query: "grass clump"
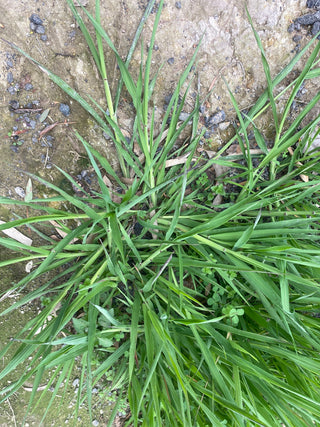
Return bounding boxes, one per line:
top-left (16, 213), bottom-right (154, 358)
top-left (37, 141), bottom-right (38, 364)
top-left (1, 1), bottom-right (320, 425)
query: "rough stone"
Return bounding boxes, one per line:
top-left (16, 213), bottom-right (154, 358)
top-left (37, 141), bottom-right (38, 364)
top-left (311, 20), bottom-right (320, 36)
top-left (35, 25), bottom-right (46, 34)
top-left (295, 11), bottom-right (320, 25)
top-left (206, 110), bottom-right (226, 127)
top-left (307, 0), bottom-right (320, 10)
top-left (59, 103), bottom-right (71, 116)
top-left (29, 13), bottom-right (43, 25)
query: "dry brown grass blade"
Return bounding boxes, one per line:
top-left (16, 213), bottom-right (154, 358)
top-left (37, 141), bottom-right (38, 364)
top-left (0, 220), bottom-right (32, 246)
top-left (287, 146), bottom-right (309, 182)
top-left (49, 220), bottom-right (79, 243)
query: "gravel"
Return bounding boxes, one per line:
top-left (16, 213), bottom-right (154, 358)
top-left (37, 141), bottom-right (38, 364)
top-left (311, 20), bottom-right (320, 36)
top-left (15, 186), bottom-right (25, 198)
top-left (59, 103), bottom-right (71, 117)
top-left (206, 110), bottom-right (226, 127)
top-left (29, 13), bottom-right (43, 25)
top-left (295, 11), bottom-right (320, 25)
top-left (35, 25), bottom-right (46, 34)
top-left (307, 0), bottom-right (320, 9)
top-left (24, 83), bottom-right (33, 91)
top-left (7, 72), bottom-right (13, 83)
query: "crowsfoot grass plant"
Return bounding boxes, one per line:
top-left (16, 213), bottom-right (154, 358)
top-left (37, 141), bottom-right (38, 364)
top-left (1, 1), bottom-right (320, 425)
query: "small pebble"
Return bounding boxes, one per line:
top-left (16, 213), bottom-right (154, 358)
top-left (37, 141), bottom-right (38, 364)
top-left (92, 420), bottom-right (99, 426)
top-left (59, 103), bottom-right (70, 117)
top-left (167, 57), bottom-right (175, 65)
top-left (29, 13), bottom-right (43, 25)
top-left (292, 34), bottom-right (302, 43)
top-left (6, 59), bottom-right (13, 68)
top-left (287, 23), bottom-right (295, 33)
top-left (72, 378), bottom-right (79, 387)
top-left (7, 72), bottom-right (13, 83)
top-left (206, 110), bottom-right (226, 126)
top-left (41, 139), bottom-right (52, 147)
top-left (24, 83), bottom-right (33, 91)
top-left (15, 187), bottom-right (26, 198)
top-left (35, 25), bottom-right (46, 35)
top-left (179, 112), bottom-right (190, 121)
top-left (40, 34), bottom-right (48, 42)
top-left (30, 22), bottom-right (37, 31)
top-left (293, 22), bottom-right (301, 31)
top-left (175, 1), bottom-right (182, 9)
top-left (10, 145), bottom-right (19, 153)
top-left (9, 100), bottom-right (19, 110)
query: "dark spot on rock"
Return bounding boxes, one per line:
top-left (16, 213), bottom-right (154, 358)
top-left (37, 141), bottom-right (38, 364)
top-left (199, 105), bottom-right (206, 114)
top-left (167, 57), bottom-right (175, 65)
top-left (29, 13), bottom-right (43, 25)
top-left (59, 103), bottom-right (71, 117)
top-left (35, 25), bottom-right (46, 34)
top-left (175, 1), bottom-right (182, 9)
